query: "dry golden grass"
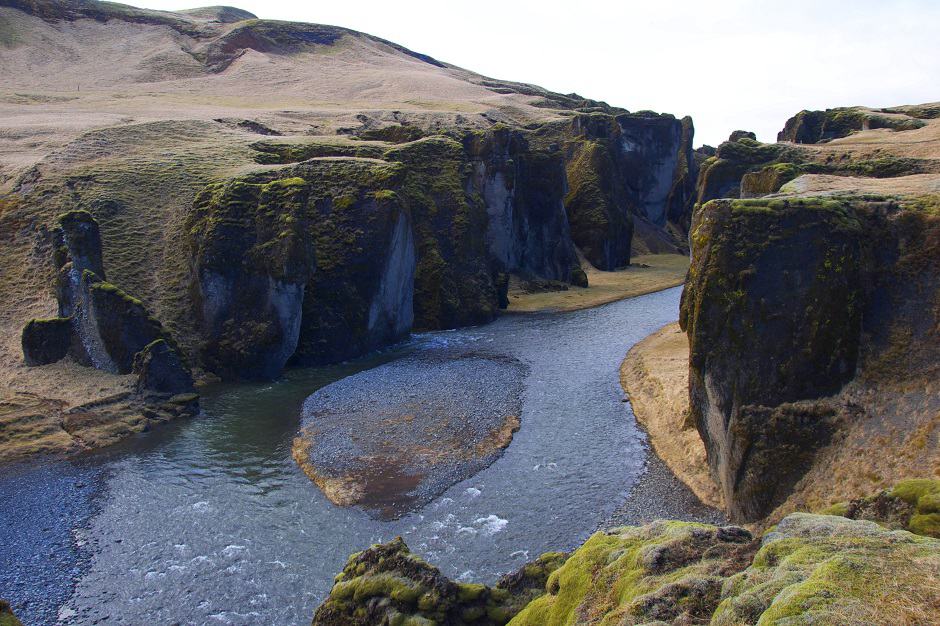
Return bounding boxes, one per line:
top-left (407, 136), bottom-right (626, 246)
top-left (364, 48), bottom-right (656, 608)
top-left (619, 322), bottom-right (722, 509)
top-left (506, 254), bottom-right (689, 313)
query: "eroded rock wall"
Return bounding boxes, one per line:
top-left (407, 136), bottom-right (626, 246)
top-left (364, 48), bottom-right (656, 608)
top-left (680, 196), bottom-right (938, 521)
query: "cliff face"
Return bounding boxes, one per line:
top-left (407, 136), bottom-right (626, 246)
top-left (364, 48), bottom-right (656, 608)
top-left (536, 112), bottom-right (695, 269)
top-left (680, 196), bottom-right (939, 522)
top-left (180, 117), bottom-right (695, 379)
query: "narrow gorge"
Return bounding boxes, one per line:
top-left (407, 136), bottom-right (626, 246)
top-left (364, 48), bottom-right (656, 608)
top-left (0, 1), bottom-right (938, 625)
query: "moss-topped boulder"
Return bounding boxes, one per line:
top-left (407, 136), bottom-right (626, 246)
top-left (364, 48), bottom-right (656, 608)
top-left (680, 198), bottom-right (872, 521)
top-left (0, 601), bottom-right (22, 626)
top-left (21, 317), bottom-right (71, 366)
top-left (713, 513), bottom-right (940, 624)
top-left (823, 479), bottom-right (940, 538)
top-left (133, 338), bottom-right (194, 396)
top-left (312, 537), bottom-right (566, 626)
top-left (508, 522), bottom-right (753, 626)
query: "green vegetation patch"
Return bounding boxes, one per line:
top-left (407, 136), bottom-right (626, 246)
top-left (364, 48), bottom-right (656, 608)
top-left (510, 521), bottom-right (753, 625)
top-left (713, 513), bottom-right (940, 625)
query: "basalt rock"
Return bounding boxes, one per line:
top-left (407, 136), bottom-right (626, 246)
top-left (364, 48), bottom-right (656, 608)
top-left (187, 176), bottom-right (317, 379)
top-left (22, 211), bottom-right (193, 393)
top-left (680, 198), bottom-right (871, 521)
top-left (133, 339), bottom-right (195, 396)
top-left (680, 196), bottom-right (938, 521)
top-left (465, 127), bottom-right (580, 283)
top-left (778, 107), bottom-right (926, 143)
top-left (549, 112), bottom-right (695, 268)
top-left (21, 317), bottom-right (71, 366)
top-left (311, 537), bottom-right (566, 626)
top-left (728, 130), bottom-right (757, 142)
top-left (77, 271), bottom-right (169, 374)
top-left (694, 138), bottom-right (804, 206)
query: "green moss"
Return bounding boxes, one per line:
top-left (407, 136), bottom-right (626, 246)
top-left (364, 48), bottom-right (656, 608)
top-left (713, 513), bottom-right (940, 625)
top-left (889, 479), bottom-right (940, 505)
top-left (509, 522), bottom-right (749, 626)
top-left (85, 272), bottom-right (145, 307)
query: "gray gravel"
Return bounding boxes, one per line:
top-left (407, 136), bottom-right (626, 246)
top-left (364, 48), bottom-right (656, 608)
top-left (604, 445), bottom-right (726, 529)
top-left (298, 348), bottom-right (527, 519)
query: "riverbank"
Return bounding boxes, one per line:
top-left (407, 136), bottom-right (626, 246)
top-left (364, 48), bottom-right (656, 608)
top-left (506, 253), bottom-right (689, 313)
top-left (619, 322), bottom-right (722, 509)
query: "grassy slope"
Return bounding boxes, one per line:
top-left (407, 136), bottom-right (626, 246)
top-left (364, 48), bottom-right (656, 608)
top-left (506, 254), bottom-right (689, 313)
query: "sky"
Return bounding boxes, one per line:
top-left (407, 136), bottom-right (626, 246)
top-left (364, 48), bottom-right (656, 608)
top-left (135, 0), bottom-right (940, 147)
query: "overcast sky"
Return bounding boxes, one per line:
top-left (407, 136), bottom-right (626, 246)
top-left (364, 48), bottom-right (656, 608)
top-left (137, 0), bottom-right (940, 146)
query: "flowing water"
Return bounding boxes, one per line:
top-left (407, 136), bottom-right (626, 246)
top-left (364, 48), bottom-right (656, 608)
top-left (1, 287), bottom-right (687, 625)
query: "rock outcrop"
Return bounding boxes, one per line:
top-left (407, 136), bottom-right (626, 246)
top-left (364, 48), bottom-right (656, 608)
top-left (312, 537), bottom-right (565, 626)
top-left (713, 513), bottom-right (940, 624)
top-left (824, 479), bottom-right (940, 538)
top-left (532, 112), bottom-right (695, 269)
top-left (680, 196), bottom-right (939, 521)
top-left (511, 522), bottom-right (755, 625)
top-left (20, 317), bottom-right (71, 366)
top-left (21, 211), bottom-right (195, 398)
top-left (314, 484), bottom-right (940, 625)
top-left (778, 106), bottom-right (926, 143)
top-left (186, 116), bottom-right (696, 380)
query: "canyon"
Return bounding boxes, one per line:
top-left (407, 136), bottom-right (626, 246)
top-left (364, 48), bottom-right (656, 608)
top-left (0, 1), bottom-right (938, 624)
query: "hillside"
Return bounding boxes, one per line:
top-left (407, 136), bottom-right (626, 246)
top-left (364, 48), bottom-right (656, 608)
top-left (0, 0), bottom-right (699, 458)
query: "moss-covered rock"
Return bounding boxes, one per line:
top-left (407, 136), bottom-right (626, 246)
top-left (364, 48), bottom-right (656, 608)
top-left (187, 175), bottom-right (317, 378)
top-left (680, 198), bottom-right (872, 521)
top-left (728, 130), bottom-right (757, 142)
top-left (680, 195), bottom-right (939, 522)
top-left (133, 338), bottom-right (194, 396)
top-left (312, 537), bottom-right (566, 626)
top-left (712, 513), bottom-right (940, 625)
top-left (778, 107), bottom-right (926, 143)
top-left (0, 601), bottom-right (22, 626)
top-left (384, 136), bottom-right (501, 330)
top-left (823, 479), bottom-right (940, 538)
top-left (693, 138), bottom-right (814, 206)
top-left (21, 317), bottom-right (71, 365)
top-left (25, 210), bottom-right (188, 380)
top-left (464, 126), bottom-right (580, 283)
top-left (80, 271), bottom-right (169, 373)
top-left (550, 112), bottom-right (694, 268)
top-left (509, 522), bottom-right (754, 626)
top-left (740, 162), bottom-right (801, 197)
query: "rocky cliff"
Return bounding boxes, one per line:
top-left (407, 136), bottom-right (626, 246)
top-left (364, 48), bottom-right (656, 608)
top-left (181, 116), bottom-right (696, 378)
top-left (0, 0), bottom-right (697, 384)
top-left (680, 195), bottom-right (938, 522)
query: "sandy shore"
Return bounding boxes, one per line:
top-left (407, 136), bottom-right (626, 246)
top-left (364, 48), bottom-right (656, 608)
top-left (619, 322), bottom-right (723, 509)
top-left (506, 254), bottom-right (689, 313)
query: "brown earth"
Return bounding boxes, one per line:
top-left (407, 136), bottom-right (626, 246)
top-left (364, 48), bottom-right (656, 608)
top-left (619, 322), bottom-right (721, 509)
top-left (506, 253), bottom-right (689, 313)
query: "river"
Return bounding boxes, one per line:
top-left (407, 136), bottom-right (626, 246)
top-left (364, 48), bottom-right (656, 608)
top-left (0, 286), bottom-right (716, 625)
